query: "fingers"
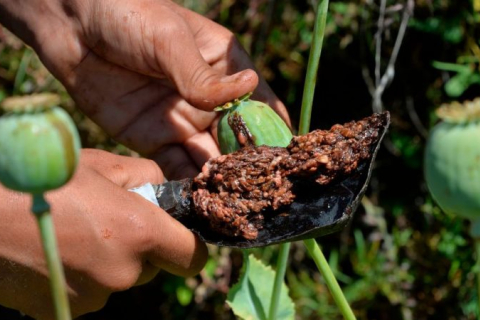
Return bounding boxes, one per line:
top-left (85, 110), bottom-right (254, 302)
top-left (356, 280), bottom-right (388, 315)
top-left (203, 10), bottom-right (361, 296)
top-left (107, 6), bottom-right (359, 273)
top-left (183, 131), bottom-right (221, 168)
top-left (117, 189), bottom-right (208, 278)
top-left (137, 200), bottom-right (208, 277)
top-left (149, 128), bottom-right (221, 180)
top-left (80, 149), bottom-right (208, 276)
top-left (150, 145), bottom-right (200, 180)
top-left (175, 4), bottom-right (292, 125)
top-left (146, 5), bottom-right (259, 110)
top-left (82, 0), bottom-right (258, 111)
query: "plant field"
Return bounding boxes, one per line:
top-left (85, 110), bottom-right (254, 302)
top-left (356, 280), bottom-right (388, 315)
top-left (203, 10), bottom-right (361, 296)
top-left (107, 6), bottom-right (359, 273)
top-left (0, 1), bottom-right (479, 319)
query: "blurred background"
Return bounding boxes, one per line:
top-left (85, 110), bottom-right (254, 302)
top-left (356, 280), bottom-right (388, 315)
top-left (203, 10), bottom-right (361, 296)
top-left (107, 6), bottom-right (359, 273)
top-left (0, 0), bottom-right (479, 319)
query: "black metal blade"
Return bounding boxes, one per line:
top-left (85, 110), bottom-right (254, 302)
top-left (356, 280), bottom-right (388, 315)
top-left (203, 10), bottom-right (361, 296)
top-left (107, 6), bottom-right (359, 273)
top-left (152, 179), bottom-right (192, 220)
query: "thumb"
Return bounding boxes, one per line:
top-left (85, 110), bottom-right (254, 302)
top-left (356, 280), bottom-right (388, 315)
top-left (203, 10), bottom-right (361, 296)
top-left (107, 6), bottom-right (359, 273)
top-left (151, 10), bottom-right (259, 110)
top-left (172, 57), bottom-right (259, 111)
top-left (84, 1), bottom-right (258, 111)
top-left (79, 149), bottom-right (208, 277)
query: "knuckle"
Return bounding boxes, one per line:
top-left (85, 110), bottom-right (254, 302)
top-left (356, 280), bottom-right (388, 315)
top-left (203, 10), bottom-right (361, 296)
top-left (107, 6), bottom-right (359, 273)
top-left (188, 62), bottom-right (213, 88)
top-left (183, 65), bottom-right (219, 108)
top-left (155, 18), bottom-right (188, 41)
top-left (220, 29), bottom-right (235, 43)
top-left (166, 163), bottom-right (197, 180)
top-left (80, 148), bottom-right (102, 162)
top-left (80, 149), bottom-right (111, 168)
top-left (144, 158), bottom-right (164, 181)
top-left (212, 24), bottom-right (234, 42)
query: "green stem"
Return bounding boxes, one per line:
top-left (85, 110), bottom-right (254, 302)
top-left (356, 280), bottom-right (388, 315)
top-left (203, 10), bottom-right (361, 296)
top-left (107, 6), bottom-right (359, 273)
top-left (298, 0), bottom-right (329, 135)
top-left (304, 239), bottom-right (356, 320)
top-left (268, 243), bottom-right (291, 320)
top-left (32, 193), bottom-right (72, 320)
top-left (297, 0), bottom-right (355, 318)
top-left (13, 48), bottom-right (32, 96)
top-left (265, 0), bottom-right (329, 312)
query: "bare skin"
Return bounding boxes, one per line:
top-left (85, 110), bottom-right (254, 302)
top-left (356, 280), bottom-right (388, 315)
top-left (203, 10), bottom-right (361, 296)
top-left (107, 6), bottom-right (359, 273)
top-left (0, 0), bottom-right (291, 318)
top-left (0, 149), bottom-right (207, 319)
top-left (0, 0), bottom-right (290, 179)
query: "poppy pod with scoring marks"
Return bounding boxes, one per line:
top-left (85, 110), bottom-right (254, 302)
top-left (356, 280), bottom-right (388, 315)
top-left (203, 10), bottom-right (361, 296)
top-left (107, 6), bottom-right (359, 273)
top-left (216, 93), bottom-right (293, 154)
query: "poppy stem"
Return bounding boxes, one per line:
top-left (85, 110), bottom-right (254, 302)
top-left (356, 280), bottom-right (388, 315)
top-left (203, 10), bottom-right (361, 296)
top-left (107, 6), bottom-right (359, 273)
top-left (32, 193), bottom-right (72, 320)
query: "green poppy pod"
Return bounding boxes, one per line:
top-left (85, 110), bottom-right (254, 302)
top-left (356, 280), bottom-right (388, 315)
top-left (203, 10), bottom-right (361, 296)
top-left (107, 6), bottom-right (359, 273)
top-left (0, 93), bottom-right (81, 194)
top-left (424, 98), bottom-right (480, 234)
top-left (216, 93), bottom-right (293, 154)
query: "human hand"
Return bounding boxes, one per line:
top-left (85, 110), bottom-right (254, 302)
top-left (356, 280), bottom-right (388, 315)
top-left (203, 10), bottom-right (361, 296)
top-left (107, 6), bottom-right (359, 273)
top-left (0, 149), bottom-right (207, 320)
top-left (0, 0), bottom-right (291, 179)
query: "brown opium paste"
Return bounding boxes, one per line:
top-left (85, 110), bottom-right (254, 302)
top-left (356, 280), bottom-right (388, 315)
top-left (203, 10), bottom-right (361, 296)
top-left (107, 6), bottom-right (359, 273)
top-left (193, 113), bottom-right (385, 240)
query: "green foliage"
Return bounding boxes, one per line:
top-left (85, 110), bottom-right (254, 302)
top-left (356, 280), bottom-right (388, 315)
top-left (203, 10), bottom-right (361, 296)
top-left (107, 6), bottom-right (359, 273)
top-left (227, 253), bottom-right (295, 320)
top-left (1, 0), bottom-right (480, 319)
top-left (162, 276), bottom-right (194, 307)
top-left (432, 61), bottom-right (480, 97)
top-left (176, 285), bottom-right (194, 306)
top-left (410, 16), bottom-right (465, 44)
top-left (390, 131), bottom-right (423, 169)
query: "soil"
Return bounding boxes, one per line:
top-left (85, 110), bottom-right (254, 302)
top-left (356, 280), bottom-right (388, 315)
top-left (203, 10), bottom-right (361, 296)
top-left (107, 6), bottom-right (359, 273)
top-left (192, 113), bottom-right (386, 240)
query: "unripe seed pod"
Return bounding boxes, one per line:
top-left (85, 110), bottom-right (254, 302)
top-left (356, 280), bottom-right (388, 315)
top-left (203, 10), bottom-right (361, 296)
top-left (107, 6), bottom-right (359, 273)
top-left (0, 93), bottom-right (81, 193)
top-left (216, 93), bottom-right (293, 154)
top-left (424, 98), bottom-right (480, 233)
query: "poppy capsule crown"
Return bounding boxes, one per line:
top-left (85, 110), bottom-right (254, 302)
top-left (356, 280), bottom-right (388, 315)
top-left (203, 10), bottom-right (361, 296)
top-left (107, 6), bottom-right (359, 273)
top-left (424, 98), bottom-right (480, 233)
